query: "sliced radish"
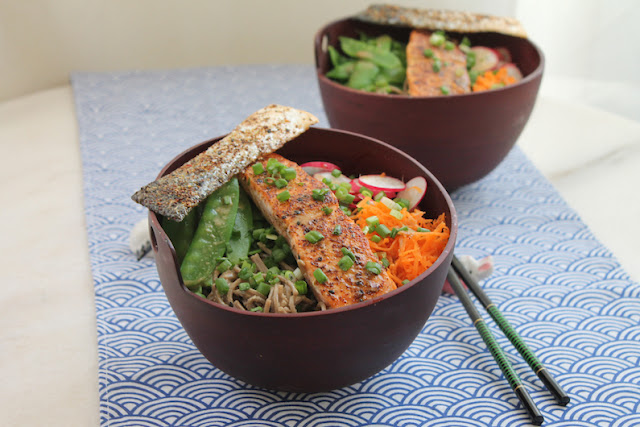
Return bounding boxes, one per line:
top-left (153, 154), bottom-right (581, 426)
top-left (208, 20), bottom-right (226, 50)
top-left (350, 179), bottom-right (363, 194)
top-left (395, 176), bottom-right (427, 210)
top-left (495, 47), bottom-right (512, 63)
top-left (470, 46), bottom-right (499, 72)
top-left (313, 171), bottom-right (351, 185)
top-left (358, 174), bottom-right (406, 194)
top-left (300, 161), bottom-right (340, 176)
top-left (503, 63), bottom-right (523, 82)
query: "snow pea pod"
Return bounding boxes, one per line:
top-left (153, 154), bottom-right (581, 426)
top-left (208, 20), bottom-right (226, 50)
top-left (180, 177), bottom-right (239, 290)
top-left (225, 186), bottom-right (253, 265)
top-left (162, 208), bottom-right (198, 265)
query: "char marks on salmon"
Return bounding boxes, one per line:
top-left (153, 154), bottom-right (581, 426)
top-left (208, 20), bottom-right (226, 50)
top-left (131, 104), bottom-right (318, 221)
top-left (240, 154), bottom-right (397, 309)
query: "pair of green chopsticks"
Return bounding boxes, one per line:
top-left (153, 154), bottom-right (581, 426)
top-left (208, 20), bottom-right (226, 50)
top-left (448, 255), bottom-right (570, 426)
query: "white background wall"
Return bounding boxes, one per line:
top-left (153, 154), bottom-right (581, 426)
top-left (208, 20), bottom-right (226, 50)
top-left (1, 0), bottom-right (639, 120)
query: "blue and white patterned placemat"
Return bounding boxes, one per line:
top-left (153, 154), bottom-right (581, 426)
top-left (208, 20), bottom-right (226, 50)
top-left (72, 65), bottom-right (640, 427)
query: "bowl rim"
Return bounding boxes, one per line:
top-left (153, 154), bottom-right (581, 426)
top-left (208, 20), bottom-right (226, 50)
top-left (313, 16), bottom-right (545, 100)
top-left (149, 126), bottom-right (458, 318)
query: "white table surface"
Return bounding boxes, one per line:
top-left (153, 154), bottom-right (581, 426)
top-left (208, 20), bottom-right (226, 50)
top-left (1, 82), bottom-right (638, 426)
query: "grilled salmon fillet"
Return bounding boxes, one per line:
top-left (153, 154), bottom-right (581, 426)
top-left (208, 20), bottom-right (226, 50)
top-left (406, 30), bottom-right (471, 96)
top-left (240, 154), bottom-right (396, 309)
top-left (132, 104), bottom-right (318, 221)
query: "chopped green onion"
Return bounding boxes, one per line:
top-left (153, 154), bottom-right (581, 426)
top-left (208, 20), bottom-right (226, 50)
top-left (390, 227), bottom-right (399, 238)
top-left (333, 224), bottom-right (342, 235)
top-left (312, 188), bottom-right (329, 201)
top-left (252, 163), bottom-right (265, 175)
top-left (359, 187), bottom-right (373, 198)
top-left (266, 157), bottom-right (283, 174)
top-left (390, 209), bottom-right (403, 220)
top-left (432, 58), bottom-right (442, 73)
top-left (381, 257), bottom-right (390, 268)
top-left (394, 198), bottom-right (410, 209)
top-left (331, 169), bottom-right (342, 178)
top-left (250, 306), bottom-right (264, 312)
top-left (341, 247), bottom-right (356, 261)
top-left (444, 40), bottom-right (455, 51)
top-left (238, 266), bottom-right (253, 280)
top-left (264, 177), bottom-right (275, 185)
top-left (217, 258), bottom-right (232, 272)
top-left (321, 206), bottom-right (333, 215)
top-left (295, 280), bottom-right (308, 294)
top-left (376, 224), bottom-right (391, 238)
top-left (252, 228), bottom-right (265, 240)
top-left (293, 267), bottom-right (303, 280)
top-left (423, 48), bottom-right (434, 58)
top-left (277, 190), bottom-right (290, 202)
top-left (282, 167), bottom-right (297, 180)
top-left (460, 36), bottom-right (471, 47)
top-left (238, 282), bottom-right (251, 291)
top-left (402, 279), bottom-right (410, 285)
top-left (265, 233), bottom-right (278, 241)
top-left (338, 193), bottom-right (355, 205)
top-left (440, 85), bottom-right (450, 95)
top-left (215, 278), bottom-right (229, 295)
top-left (371, 235), bottom-right (382, 243)
top-left (338, 255), bottom-right (354, 271)
top-left (322, 178), bottom-right (337, 191)
top-left (304, 230), bottom-right (324, 244)
top-left (365, 261), bottom-right (383, 275)
top-left (380, 196), bottom-right (401, 211)
top-left (417, 227), bottom-right (431, 232)
top-left (429, 31), bottom-right (445, 47)
top-left (365, 216), bottom-right (380, 227)
top-left (252, 272), bottom-right (265, 284)
top-left (313, 268), bottom-right (328, 283)
top-left (256, 282), bottom-right (271, 296)
top-left (275, 178), bottom-right (288, 189)
top-left (374, 191), bottom-right (385, 201)
top-left (362, 226), bottom-right (370, 235)
top-left (340, 205), bottom-right (351, 215)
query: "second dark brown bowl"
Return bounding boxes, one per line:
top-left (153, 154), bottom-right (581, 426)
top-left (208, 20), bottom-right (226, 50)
top-left (149, 127), bottom-right (458, 392)
top-left (315, 18), bottom-right (544, 191)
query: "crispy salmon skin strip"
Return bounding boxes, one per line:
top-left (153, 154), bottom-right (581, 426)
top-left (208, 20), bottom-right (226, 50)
top-left (131, 104), bottom-right (318, 221)
top-left (240, 154), bottom-right (396, 309)
top-left (406, 30), bottom-right (470, 96)
top-left (356, 4), bottom-right (527, 38)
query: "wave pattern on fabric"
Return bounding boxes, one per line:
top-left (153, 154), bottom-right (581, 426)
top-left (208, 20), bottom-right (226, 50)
top-left (71, 66), bottom-right (640, 427)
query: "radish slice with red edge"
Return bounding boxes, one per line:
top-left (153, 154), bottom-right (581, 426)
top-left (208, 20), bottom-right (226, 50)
top-left (503, 63), bottom-right (523, 82)
top-left (300, 161), bottom-right (340, 176)
top-left (495, 47), bottom-right (512, 63)
top-left (470, 46), bottom-right (499, 72)
top-left (395, 176), bottom-right (427, 210)
top-left (358, 174), bottom-right (406, 194)
top-left (313, 171), bottom-right (351, 185)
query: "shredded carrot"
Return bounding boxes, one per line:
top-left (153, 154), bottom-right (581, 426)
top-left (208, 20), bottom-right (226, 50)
top-left (472, 66), bottom-right (517, 92)
top-left (352, 197), bottom-right (450, 287)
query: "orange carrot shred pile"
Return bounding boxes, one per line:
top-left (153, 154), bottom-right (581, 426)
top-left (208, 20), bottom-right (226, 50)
top-left (352, 197), bottom-right (450, 287)
top-left (472, 66), bottom-right (517, 92)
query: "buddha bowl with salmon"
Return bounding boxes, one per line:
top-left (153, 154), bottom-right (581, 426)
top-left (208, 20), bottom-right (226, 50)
top-left (314, 5), bottom-right (544, 190)
top-left (135, 105), bottom-right (457, 391)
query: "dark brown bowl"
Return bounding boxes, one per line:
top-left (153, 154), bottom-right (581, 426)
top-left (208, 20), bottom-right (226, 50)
top-left (314, 18), bottom-right (544, 190)
top-left (149, 127), bottom-right (458, 392)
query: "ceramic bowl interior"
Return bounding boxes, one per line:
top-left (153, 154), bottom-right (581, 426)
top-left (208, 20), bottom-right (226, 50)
top-left (314, 18), bottom-right (544, 190)
top-left (149, 127), bottom-right (458, 392)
